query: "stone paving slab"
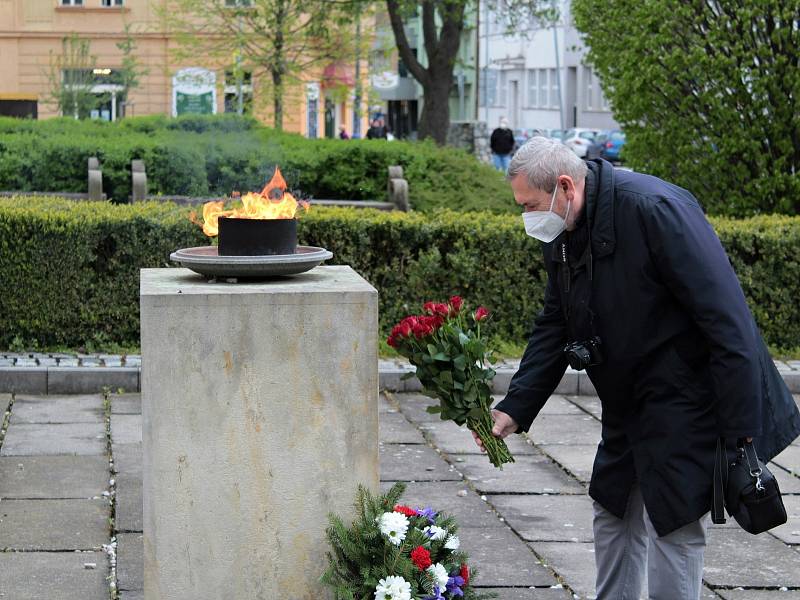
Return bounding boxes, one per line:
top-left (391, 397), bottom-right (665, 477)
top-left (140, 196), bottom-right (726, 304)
top-left (417, 420), bottom-right (538, 455)
top-left (0, 455), bottom-right (109, 499)
top-left (527, 415), bottom-right (602, 446)
top-left (452, 453), bottom-right (586, 495)
top-left (564, 396), bottom-right (602, 420)
top-left (0, 551), bottom-right (108, 600)
top-left (0, 422), bottom-right (106, 456)
top-left (717, 592), bottom-right (800, 600)
top-left (394, 393), bottom-right (454, 423)
top-left (378, 394), bottom-right (396, 413)
top-left (535, 445), bottom-right (597, 484)
top-left (10, 394), bottom-right (104, 424)
top-left (492, 394), bottom-right (585, 416)
top-left (774, 445), bottom-right (800, 475)
top-left (119, 593), bottom-right (144, 600)
top-left (115, 472), bottom-right (143, 532)
top-left (379, 443), bottom-right (462, 482)
top-left (768, 494), bottom-right (800, 545)
top-left (379, 412), bottom-right (427, 444)
top-left (475, 589), bottom-right (572, 600)
top-left (381, 481), bottom-right (503, 528)
top-left (117, 532), bottom-right (143, 591)
top-left (528, 541), bottom-right (596, 599)
top-left (1, 393), bottom-right (10, 416)
top-left (458, 526), bottom-right (556, 587)
top-left (772, 464), bottom-right (800, 493)
top-left (0, 498), bottom-right (109, 550)
top-left (112, 442), bottom-right (142, 477)
top-left (110, 414), bottom-right (142, 445)
top-left (490, 495), bottom-right (595, 542)
top-left (704, 527), bottom-right (800, 587)
top-left (110, 393), bottom-right (141, 415)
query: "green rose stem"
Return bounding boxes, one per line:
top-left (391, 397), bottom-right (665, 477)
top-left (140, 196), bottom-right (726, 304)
top-left (468, 410), bottom-right (514, 469)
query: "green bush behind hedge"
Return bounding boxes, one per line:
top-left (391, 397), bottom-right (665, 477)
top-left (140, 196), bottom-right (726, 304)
top-left (1, 196), bottom-right (799, 354)
top-left (0, 115), bottom-right (514, 213)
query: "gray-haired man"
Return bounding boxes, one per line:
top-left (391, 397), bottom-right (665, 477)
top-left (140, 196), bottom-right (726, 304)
top-left (472, 137), bottom-right (800, 598)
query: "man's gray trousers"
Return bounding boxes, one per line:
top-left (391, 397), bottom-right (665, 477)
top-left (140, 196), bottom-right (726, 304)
top-left (593, 483), bottom-right (710, 599)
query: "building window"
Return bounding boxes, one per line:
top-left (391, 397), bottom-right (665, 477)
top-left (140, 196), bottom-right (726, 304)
top-left (480, 68), bottom-right (498, 107)
top-left (526, 69), bottom-right (536, 107)
top-left (61, 0), bottom-right (83, 5)
top-left (537, 69), bottom-right (547, 108)
top-left (498, 71), bottom-right (507, 107)
top-left (549, 68), bottom-right (559, 109)
top-left (101, 0), bottom-right (123, 6)
top-left (584, 66), bottom-right (593, 110)
top-left (224, 70), bottom-right (253, 114)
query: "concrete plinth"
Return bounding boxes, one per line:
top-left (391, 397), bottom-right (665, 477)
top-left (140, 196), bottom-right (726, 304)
top-left (140, 266), bottom-right (378, 600)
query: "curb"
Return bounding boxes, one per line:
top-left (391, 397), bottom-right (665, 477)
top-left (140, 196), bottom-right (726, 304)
top-left (1, 365), bottom-right (797, 396)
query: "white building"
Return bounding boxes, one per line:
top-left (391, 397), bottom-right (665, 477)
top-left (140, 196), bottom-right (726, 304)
top-left (478, 0), bottom-right (619, 133)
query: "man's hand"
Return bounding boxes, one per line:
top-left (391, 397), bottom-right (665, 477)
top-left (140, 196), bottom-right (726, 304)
top-left (471, 409), bottom-right (519, 453)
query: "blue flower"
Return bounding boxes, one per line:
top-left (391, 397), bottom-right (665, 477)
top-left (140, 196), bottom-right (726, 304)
top-left (416, 506), bottom-right (438, 525)
top-left (446, 575), bottom-right (465, 597)
top-left (423, 585), bottom-right (445, 600)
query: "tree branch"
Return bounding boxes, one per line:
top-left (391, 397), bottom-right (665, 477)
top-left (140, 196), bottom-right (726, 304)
top-left (385, 0), bottom-right (430, 86)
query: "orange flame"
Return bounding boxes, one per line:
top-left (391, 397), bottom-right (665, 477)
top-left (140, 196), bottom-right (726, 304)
top-left (192, 167), bottom-right (310, 237)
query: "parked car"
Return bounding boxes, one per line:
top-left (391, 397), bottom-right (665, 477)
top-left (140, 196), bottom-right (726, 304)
top-left (548, 129), bottom-right (566, 142)
top-left (563, 128), bottom-right (600, 158)
top-left (589, 129), bottom-right (626, 162)
top-left (513, 128), bottom-right (549, 152)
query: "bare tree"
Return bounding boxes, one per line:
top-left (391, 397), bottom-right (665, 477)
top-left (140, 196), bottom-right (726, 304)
top-left (45, 34), bottom-right (99, 119)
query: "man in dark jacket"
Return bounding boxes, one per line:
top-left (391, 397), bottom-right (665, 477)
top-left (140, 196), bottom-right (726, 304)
top-left (490, 117), bottom-right (515, 173)
top-left (472, 137), bottom-right (800, 599)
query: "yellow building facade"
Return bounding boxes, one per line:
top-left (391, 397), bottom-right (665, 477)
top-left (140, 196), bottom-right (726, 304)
top-left (0, 0), bottom-right (367, 137)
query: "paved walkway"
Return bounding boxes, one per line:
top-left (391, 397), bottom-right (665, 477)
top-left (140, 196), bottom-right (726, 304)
top-left (0, 391), bottom-right (799, 600)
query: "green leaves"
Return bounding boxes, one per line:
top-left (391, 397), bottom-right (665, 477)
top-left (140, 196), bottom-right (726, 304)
top-left (573, 0), bottom-right (800, 217)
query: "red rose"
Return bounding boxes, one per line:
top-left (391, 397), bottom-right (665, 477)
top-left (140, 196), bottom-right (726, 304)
top-left (460, 564), bottom-right (470, 585)
top-left (473, 306), bottom-right (490, 322)
top-left (448, 296), bottom-right (463, 314)
top-left (433, 303), bottom-right (450, 317)
top-left (410, 546), bottom-right (432, 570)
top-left (387, 334), bottom-right (398, 348)
top-left (423, 302), bottom-right (437, 315)
top-left (393, 504), bottom-right (418, 518)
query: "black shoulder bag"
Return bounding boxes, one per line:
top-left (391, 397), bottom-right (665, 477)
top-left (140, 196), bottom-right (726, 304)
top-left (712, 437), bottom-right (787, 534)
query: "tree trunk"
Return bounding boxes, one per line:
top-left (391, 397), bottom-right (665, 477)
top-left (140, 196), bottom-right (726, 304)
top-left (418, 76), bottom-right (451, 145)
top-left (272, 69), bottom-right (283, 130)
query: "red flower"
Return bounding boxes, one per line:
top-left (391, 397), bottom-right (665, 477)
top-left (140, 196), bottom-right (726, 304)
top-left (473, 306), bottom-right (490, 322)
top-left (393, 504), bottom-right (418, 518)
top-left (410, 546), bottom-right (433, 570)
top-left (448, 296), bottom-right (463, 314)
top-left (460, 564), bottom-right (470, 585)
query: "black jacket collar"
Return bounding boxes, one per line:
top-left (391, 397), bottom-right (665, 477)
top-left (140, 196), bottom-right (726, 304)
top-left (585, 158), bottom-right (616, 258)
top-left (549, 158), bottom-right (616, 262)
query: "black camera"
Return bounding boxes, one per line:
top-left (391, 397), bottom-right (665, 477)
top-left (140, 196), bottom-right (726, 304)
top-left (564, 336), bottom-right (604, 371)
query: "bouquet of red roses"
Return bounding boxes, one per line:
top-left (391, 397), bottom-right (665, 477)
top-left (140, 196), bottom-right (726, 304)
top-left (388, 297), bottom-right (514, 468)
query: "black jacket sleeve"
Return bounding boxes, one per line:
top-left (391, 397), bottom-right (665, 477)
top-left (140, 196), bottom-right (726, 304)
top-left (643, 195), bottom-right (762, 438)
top-left (494, 255), bottom-right (568, 433)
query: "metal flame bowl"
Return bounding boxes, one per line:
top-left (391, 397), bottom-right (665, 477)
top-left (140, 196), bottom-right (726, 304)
top-left (170, 245), bottom-right (333, 279)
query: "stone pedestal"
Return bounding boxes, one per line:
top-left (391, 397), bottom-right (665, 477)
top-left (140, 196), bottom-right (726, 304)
top-left (140, 266), bottom-right (379, 600)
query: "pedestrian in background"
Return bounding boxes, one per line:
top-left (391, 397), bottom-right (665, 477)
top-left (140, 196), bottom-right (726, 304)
top-left (338, 125), bottom-right (349, 140)
top-left (490, 117), bottom-right (515, 173)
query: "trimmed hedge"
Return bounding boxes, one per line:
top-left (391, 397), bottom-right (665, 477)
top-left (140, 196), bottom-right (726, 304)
top-left (0, 115), bottom-right (515, 213)
top-left (1, 197), bottom-right (798, 352)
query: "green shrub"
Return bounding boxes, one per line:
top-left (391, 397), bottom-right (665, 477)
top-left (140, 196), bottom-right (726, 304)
top-left (573, 0), bottom-right (800, 216)
top-left (1, 197), bottom-right (799, 353)
top-left (0, 115), bottom-right (515, 213)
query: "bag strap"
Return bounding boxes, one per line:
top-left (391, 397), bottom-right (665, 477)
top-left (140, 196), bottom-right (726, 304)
top-left (712, 436), bottom-right (727, 524)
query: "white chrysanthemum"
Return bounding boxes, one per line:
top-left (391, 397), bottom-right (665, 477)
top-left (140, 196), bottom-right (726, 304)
top-left (427, 563), bottom-right (449, 588)
top-left (444, 534), bottom-right (460, 550)
top-left (374, 575), bottom-right (412, 600)
top-left (423, 525), bottom-right (447, 541)
top-left (375, 511), bottom-right (409, 546)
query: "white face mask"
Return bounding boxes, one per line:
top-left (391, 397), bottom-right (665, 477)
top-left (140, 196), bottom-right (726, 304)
top-left (522, 185), bottom-right (570, 243)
